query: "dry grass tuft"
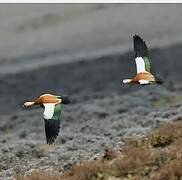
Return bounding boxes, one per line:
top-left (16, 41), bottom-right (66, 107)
top-left (103, 148), bottom-right (117, 161)
top-left (61, 160), bottom-right (107, 180)
top-left (16, 121), bottom-right (182, 180)
top-left (16, 171), bottom-right (61, 180)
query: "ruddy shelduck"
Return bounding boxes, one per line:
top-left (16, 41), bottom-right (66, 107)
top-left (123, 35), bottom-right (163, 85)
top-left (24, 94), bottom-right (70, 145)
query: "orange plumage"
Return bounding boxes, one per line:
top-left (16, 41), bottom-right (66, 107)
top-left (34, 94), bottom-right (61, 105)
top-left (132, 72), bottom-right (155, 83)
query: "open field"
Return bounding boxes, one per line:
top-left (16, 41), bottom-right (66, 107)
top-left (0, 4), bottom-right (182, 179)
top-left (17, 120), bottom-right (182, 180)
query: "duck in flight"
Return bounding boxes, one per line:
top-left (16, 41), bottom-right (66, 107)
top-left (123, 35), bottom-right (163, 85)
top-left (24, 94), bottom-right (70, 145)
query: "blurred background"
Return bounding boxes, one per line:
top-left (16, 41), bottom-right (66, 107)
top-left (1, 4), bottom-right (182, 73)
top-left (1, 4), bottom-right (182, 179)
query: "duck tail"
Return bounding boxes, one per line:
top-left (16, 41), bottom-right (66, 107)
top-left (61, 95), bottom-right (71, 104)
top-left (155, 75), bottom-right (164, 84)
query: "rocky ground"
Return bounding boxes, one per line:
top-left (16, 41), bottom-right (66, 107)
top-left (1, 43), bottom-right (182, 179)
top-left (0, 4), bottom-right (182, 180)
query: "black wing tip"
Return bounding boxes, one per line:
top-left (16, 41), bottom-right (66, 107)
top-left (133, 34), bottom-right (141, 39)
top-left (46, 132), bottom-right (59, 145)
top-left (133, 34), bottom-right (149, 58)
top-left (44, 119), bottom-right (60, 145)
top-left (133, 34), bottom-right (145, 43)
top-left (47, 138), bottom-right (56, 145)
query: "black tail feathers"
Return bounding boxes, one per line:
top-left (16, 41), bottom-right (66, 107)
top-left (61, 95), bottom-right (71, 104)
top-left (155, 75), bottom-right (164, 84)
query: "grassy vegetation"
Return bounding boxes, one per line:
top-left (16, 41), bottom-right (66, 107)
top-left (17, 121), bottom-right (182, 180)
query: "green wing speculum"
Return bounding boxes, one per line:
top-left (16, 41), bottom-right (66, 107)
top-left (143, 56), bottom-right (151, 73)
top-left (52, 103), bottom-right (62, 120)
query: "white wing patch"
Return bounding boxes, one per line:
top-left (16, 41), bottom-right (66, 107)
top-left (135, 57), bottom-right (146, 74)
top-left (139, 80), bottom-right (149, 85)
top-left (43, 103), bottom-right (56, 120)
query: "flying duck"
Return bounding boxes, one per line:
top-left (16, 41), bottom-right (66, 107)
top-left (122, 35), bottom-right (163, 85)
top-left (24, 94), bottom-right (70, 145)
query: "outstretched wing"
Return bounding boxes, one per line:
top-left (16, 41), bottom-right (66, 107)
top-left (43, 103), bottom-right (61, 145)
top-left (133, 35), bottom-right (151, 73)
